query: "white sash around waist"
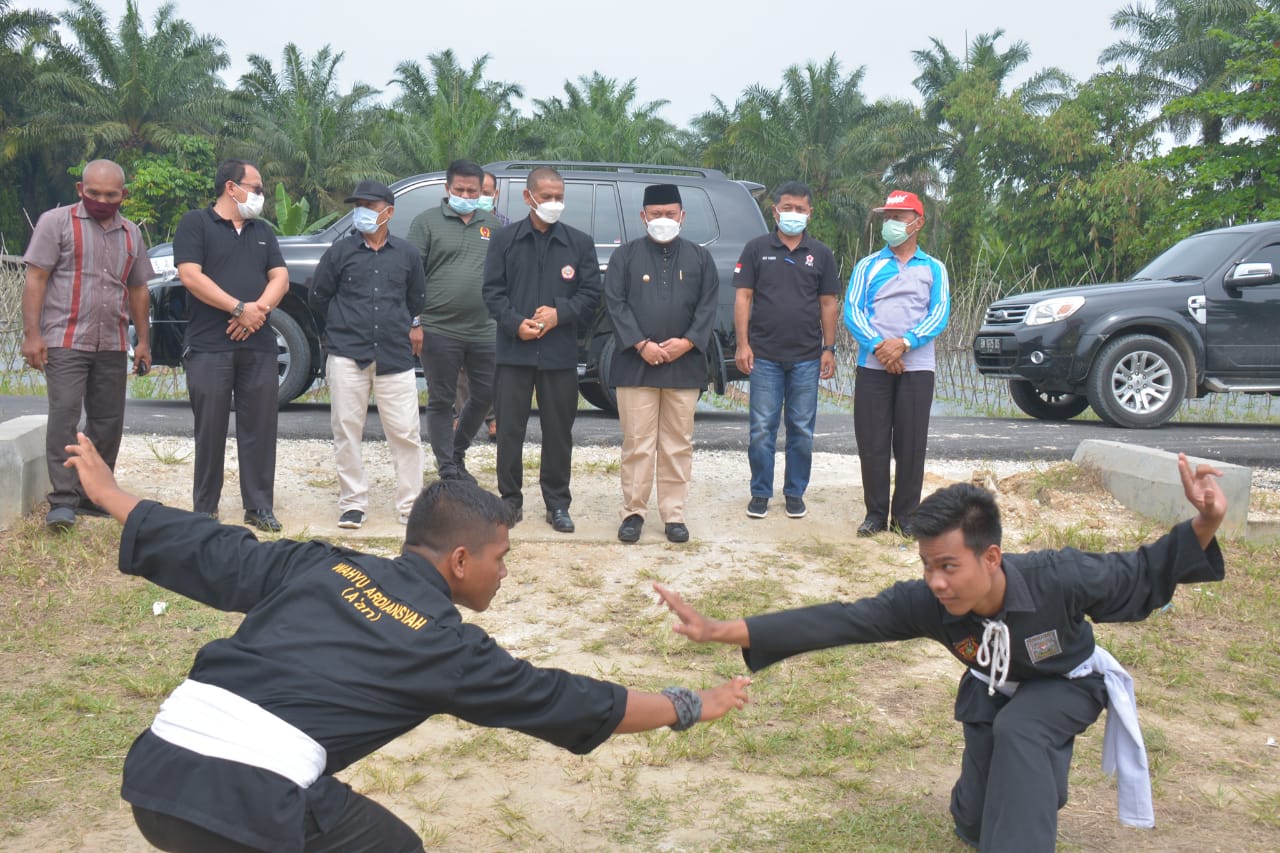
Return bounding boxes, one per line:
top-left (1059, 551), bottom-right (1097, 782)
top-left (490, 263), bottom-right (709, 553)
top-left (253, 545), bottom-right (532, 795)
top-left (968, 648), bottom-right (1154, 829)
top-left (150, 678), bottom-right (326, 788)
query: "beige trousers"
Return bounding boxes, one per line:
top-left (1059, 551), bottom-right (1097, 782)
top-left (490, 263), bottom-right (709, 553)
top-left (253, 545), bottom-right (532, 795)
top-left (617, 386), bottom-right (699, 523)
top-left (327, 355), bottom-right (423, 518)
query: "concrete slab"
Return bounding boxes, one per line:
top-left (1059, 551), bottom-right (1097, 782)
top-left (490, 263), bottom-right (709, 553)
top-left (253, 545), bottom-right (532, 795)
top-left (0, 415), bottom-right (50, 529)
top-left (1071, 440), bottom-right (1250, 537)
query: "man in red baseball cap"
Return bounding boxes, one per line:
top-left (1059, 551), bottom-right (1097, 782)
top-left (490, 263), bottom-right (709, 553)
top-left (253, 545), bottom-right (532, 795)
top-left (843, 189), bottom-right (950, 538)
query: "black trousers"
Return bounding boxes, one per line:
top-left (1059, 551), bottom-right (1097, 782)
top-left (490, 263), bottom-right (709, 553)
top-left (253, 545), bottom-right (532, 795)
top-left (492, 364), bottom-right (577, 511)
top-left (132, 795), bottom-right (424, 853)
top-left (44, 348), bottom-right (127, 509)
top-left (853, 365), bottom-right (934, 527)
top-left (185, 348), bottom-right (278, 514)
top-left (421, 331), bottom-right (495, 476)
top-left (950, 674), bottom-right (1107, 853)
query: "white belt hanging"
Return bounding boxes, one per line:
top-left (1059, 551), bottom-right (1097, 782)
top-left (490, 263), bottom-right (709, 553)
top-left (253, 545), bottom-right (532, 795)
top-left (150, 679), bottom-right (327, 788)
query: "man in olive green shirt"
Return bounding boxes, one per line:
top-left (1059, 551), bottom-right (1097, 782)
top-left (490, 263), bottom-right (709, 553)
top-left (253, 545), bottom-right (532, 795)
top-left (408, 159), bottom-right (500, 483)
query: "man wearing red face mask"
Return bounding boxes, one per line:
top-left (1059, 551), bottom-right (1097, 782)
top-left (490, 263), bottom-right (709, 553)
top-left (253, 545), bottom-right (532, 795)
top-left (21, 158), bottom-right (154, 532)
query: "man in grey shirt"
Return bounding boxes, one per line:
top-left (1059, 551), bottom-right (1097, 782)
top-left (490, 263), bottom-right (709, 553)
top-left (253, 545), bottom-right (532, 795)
top-left (408, 159), bottom-right (500, 483)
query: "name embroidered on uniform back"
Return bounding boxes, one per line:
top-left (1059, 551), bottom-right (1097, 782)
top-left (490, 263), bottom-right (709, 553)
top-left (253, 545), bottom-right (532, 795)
top-left (1025, 629), bottom-right (1063, 662)
top-left (330, 563), bottom-right (429, 630)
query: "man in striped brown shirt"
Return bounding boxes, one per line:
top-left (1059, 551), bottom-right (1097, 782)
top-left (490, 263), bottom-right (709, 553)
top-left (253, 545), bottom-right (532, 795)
top-left (21, 158), bottom-right (154, 531)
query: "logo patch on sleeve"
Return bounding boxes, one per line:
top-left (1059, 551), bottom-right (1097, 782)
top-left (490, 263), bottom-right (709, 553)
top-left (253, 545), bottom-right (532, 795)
top-left (734, 262), bottom-right (742, 275)
top-left (1024, 629), bottom-right (1063, 663)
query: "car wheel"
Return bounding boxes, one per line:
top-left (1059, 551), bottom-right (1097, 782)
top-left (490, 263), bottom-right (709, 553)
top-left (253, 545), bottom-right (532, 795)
top-left (579, 335), bottom-right (619, 415)
top-left (1008, 380), bottom-right (1089, 421)
top-left (270, 310), bottom-right (313, 405)
top-left (1085, 334), bottom-right (1186, 428)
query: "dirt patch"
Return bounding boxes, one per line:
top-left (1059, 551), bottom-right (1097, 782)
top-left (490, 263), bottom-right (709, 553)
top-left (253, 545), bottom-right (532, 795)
top-left (4, 435), bottom-right (1278, 852)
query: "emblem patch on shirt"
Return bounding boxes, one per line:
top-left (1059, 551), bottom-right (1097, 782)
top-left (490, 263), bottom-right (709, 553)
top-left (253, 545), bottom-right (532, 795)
top-left (561, 265), bottom-right (575, 280)
top-left (734, 262), bottom-right (742, 275)
top-left (805, 254), bottom-right (814, 267)
top-left (953, 636), bottom-right (980, 663)
top-left (479, 226), bottom-right (491, 240)
top-left (1024, 629), bottom-right (1063, 663)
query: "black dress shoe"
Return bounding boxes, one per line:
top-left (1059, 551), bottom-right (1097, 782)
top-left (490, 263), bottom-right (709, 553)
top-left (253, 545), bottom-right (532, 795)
top-left (618, 514), bottom-right (643, 543)
top-left (244, 509), bottom-right (282, 532)
top-left (856, 517), bottom-right (887, 537)
top-left (75, 497), bottom-right (111, 517)
top-left (892, 520), bottom-right (915, 539)
top-left (546, 508), bottom-right (575, 533)
top-left (664, 522), bottom-right (690, 543)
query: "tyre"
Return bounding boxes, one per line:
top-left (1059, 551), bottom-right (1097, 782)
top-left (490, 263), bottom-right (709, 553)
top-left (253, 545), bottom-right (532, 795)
top-left (1085, 334), bottom-right (1186, 428)
top-left (579, 335), bottom-right (618, 414)
top-left (269, 310), bottom-right (313, 405)
top-left (1008, 380), bottom-right (1089, 421)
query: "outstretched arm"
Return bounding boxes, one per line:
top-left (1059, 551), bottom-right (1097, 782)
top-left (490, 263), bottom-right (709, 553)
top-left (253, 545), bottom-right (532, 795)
top-left (654, 583), bottom-right (750, 647)
top-left (1179, 452), bottom-right (1226, 549)
top-left (614, 677), bottom-right (752, 734)
top-left (64, 433), bottom-right (139, 523)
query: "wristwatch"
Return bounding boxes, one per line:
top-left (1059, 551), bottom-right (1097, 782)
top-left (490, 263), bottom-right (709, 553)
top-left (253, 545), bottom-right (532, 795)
top-left (411, 317), bottom-right (421, 328)
top-left (231, 301), bottom-right (245, 318)
top-left (822, 344), bottom-right (837, 354)
top-left (902, 337), bottom-right (912, 351)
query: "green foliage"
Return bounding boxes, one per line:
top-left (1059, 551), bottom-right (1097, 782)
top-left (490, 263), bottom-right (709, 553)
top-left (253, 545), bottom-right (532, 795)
top-left (119, 134), bottom-right (215, 242)
top-left (268, 182), bottom-right (339, 236)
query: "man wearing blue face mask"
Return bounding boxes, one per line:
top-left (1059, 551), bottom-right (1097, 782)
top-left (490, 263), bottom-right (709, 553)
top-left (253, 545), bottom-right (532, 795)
top-left (844, 190), bottom-right (950, 539)
top-left (408, 159), bottom-right (500, 485)
top-left (310, 180), bottom-right (427, 529)
top-left (733, 181), bottom-right (841, 521)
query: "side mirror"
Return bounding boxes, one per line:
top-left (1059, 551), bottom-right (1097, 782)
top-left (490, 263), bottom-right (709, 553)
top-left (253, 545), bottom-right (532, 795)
top-left (1225, 261), bottom-right (1279, 289)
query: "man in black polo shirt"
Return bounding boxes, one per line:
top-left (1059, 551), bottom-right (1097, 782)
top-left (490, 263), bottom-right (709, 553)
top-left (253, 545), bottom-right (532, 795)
top-left (310, 180), bottom-right (427, 529)
top-left (482, 166), bottom-right (602, 532)
top-left (174, 159), bottom-right (288, 531)
top-left (733, 180), bottom-right (840, 521)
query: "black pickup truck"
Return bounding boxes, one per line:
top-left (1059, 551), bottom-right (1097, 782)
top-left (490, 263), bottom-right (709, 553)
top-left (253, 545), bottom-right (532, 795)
top-left (145, 161), bottom-right (769, 410)
top-left (973, 221), bottom-right (1280, 428)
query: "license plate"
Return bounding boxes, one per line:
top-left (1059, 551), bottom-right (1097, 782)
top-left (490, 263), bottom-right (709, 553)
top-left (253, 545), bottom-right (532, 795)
top-left (975, 336), bottom-right (1002, 354)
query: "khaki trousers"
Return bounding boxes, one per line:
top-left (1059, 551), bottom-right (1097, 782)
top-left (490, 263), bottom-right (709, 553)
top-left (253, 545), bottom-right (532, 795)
top-left (327, 355), bottom-right (423, 519)
top-left (617, 386), bottom-right (699, 523)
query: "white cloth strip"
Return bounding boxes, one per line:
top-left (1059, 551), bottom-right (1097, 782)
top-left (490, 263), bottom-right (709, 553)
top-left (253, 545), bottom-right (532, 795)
top-left (1068, 647), bottom-right (1154, 828)
top-left (150, 679), bottom-right (327, 788)
top-left (975, 619), bottom-right (1011, 696)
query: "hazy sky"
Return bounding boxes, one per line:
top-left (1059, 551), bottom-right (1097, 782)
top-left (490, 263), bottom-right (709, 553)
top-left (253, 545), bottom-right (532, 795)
top-left (30, 0), bottom-right (1130, 125)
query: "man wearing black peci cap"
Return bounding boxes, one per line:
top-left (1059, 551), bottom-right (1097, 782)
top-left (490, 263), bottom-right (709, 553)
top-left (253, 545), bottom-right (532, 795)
top-left (604, 184), bottom-right (719, 544)
top-left (310, 180), bottom-right (427, 529)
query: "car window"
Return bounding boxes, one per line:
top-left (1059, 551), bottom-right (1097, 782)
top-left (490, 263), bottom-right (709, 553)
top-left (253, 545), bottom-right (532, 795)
top-left (618, 183), bottom-right (719, 245)
top-left (1131, 232), bottom-right (1250, 281)
top-left (560, 181), bottom-right (594, 235)
top-left (1242, 243), bottom-right (1280, 272)
top-left (389, 180), bottom-right (445, 240)
top-left (594, 184), bottom-right (623, 247)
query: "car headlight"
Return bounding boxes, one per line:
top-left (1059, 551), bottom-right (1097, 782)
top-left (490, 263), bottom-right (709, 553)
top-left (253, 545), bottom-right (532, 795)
top-left (1024, 296), bottom-right (1085, 326)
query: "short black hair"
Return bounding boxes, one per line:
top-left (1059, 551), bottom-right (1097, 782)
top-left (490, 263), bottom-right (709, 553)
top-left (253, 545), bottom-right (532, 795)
top-left (527, 166), bottom-right (563, 192)
top-left (214, 159), bottom-right (253, 198)
top-left (403, 480), bottom-right (512, 553)
top-left (772, 180), bottom-right (812, 204)
top-left (911, 483), bottom-right (1003, 553)
top-left (446, 159), bottom-right (484, 186)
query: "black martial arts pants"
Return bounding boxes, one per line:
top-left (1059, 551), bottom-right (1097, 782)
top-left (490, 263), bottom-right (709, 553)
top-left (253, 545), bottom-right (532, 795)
top-left (853, 365), bottom-right (934, 528)
top-left (132, 795), bottom-right (424, 853)
top-left (185, 348), bottom-right (278, 515)
top-left (492, 364), bottom-right (577, 512)
top-left (950, 673), bottom-right (1108, 853)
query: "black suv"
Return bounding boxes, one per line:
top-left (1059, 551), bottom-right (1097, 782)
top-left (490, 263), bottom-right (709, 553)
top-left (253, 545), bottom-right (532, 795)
top-left (972, 221), bottom-right (1280, 428)
top-left (146, 161), bottom-right (769, 410)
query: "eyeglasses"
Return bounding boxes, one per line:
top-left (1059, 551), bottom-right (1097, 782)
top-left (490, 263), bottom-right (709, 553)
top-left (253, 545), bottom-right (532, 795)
top-left (236, 181), bottom-right (265, 195)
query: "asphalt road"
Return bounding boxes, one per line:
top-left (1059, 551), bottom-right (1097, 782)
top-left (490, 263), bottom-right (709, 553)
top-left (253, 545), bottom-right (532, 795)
top-left (3, 395), bottom-right (1277, 468)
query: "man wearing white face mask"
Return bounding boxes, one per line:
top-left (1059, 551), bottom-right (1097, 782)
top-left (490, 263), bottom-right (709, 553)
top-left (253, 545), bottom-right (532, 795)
top-left (174, 159), bottom-right (289, 530)
top-left (483, 166), bottom-right (602, 532)
top-left (604, 184), bottom-right (719, 544)
top-left (844, 190), bottom-right (950, 539)
top-left (408, 160), bottom-right (499, 485)
top-left (310, 180), bottom-right (427, 528)
top-left (733, 181), bottom-right (840, 521)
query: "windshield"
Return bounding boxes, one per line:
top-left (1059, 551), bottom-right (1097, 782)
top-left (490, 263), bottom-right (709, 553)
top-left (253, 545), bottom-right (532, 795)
top-left (1130, 232), bottom-right (1250, 281)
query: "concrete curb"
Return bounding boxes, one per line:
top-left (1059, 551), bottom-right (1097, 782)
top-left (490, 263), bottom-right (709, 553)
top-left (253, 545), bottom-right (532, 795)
top-left (1072, 440), bottom-right (1250, 538)
top-left (0, 415), bottom-right (49, 529)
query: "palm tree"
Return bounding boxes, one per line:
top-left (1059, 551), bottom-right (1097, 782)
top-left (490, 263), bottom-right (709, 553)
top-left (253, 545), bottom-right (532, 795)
top-left (387, 49), bottom-right (523, 173)
top-left (230, 43), bottom-right (388, 214)
top-left (21, 0), bottom-right (230, 159)
top-left (1100, 0), bottom-right (1261, 144)
top-left (526, 73), bottom-right (686, 163)
top-left (0, 0), bottom-right (59, 246)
